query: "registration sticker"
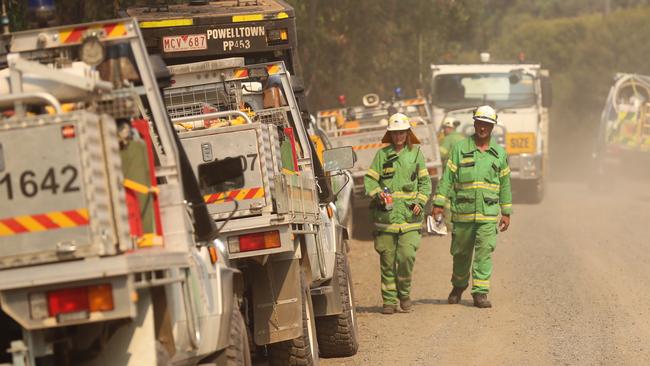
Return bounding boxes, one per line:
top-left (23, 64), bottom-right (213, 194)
top-left (506, 133), bottom-right (536, 154)
top-left (162, 34), bottom-right (207, 53)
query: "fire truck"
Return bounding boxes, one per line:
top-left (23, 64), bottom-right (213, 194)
top-left (0, 18), bottom-right (250, 366)
top-left (126, 2), bottom-right (359, 364)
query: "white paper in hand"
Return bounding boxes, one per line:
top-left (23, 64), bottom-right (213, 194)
top-left (427, 215), bottom-right (448, 236)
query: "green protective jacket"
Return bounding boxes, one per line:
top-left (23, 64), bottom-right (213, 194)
top-left (364, 145), bottom-right (432, 233)
top-left (434, 136), bottom-right (513, 222)
top-left (439, 131), bottom-right (465, 162)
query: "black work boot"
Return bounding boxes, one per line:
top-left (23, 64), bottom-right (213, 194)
top-left (447, 285), bottom-right (468, 304)
top-left (399, 297), bottom-right (412, 312)
top-left (382, 304), bottom-right (397, 315)
top-left (472, 293), bottom-right (492, 308)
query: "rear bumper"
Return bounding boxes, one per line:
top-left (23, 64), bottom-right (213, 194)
top-left (0, 251), bottom-right (188, 331)
top-left (509, 153), bottom-right (544, 180)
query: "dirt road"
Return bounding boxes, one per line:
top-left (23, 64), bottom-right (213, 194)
top-left (322, 180), bottom-right (650, 365)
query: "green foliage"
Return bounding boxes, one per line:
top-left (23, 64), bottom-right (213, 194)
top-left (493, 7), bottom-right (650, 143)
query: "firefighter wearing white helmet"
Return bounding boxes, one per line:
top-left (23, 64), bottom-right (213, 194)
top-left (432, 105), bottom-right (513, 309)
top-left (364, 113), bottom-right (431, 314)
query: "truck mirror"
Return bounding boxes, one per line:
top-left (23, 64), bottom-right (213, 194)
top-left (541, 76), bottom-right (552, 108)
top-left (323, 146), bottom-right (355, 172)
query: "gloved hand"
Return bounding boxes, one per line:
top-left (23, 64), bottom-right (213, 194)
top-left (412, 204), bottom-right (422, 216)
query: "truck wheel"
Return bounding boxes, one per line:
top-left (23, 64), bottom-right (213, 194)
top-left (315, 251), bottom-right (359, 358)
top-left (226, 306), bottom-right (252, 366)
top-left (268, 272), bottom-right (319, 366)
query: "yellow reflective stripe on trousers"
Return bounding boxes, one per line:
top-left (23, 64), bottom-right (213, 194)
top-left (447, 160), bottom-right (458, 173)
top-left (453, 213), bottom-right (498, 222)
top-left (418, 168), bottom-right (428, 178)
top-left (374, 222), bottom-right (422, 232)
top-left (500, 166), bottom-right (511, 177)
top-left (473, 279), bottom-right (490, 287)
top-left (367, 168), bottom-right (380, 180)
top-left (457, 182), bottom-right (500, 192)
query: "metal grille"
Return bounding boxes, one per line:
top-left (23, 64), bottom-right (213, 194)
top-left (254, 107), bottom-right (290, 126)
top-left (164, 84), bottom-right (239, 119)
top-left (92, 90), bottom-right (140, 120)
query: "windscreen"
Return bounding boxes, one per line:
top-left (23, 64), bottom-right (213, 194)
top-left (433, 73), bottom-right (536, 109)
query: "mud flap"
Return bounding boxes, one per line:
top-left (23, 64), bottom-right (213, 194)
top-left (80, 290), bottom-right (156, 366)
top-left (251, 258), bottom-right (302, 345)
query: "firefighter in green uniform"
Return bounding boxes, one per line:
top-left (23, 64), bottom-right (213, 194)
top-left (432, 105), bottom-right (512, 308)
top-left (365, 113), bottom-right (432, 314)
top-left (439, 117), bottom-right (465, 163)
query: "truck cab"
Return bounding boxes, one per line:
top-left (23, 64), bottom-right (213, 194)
top-left (430, 60), bottom-right (552, 202)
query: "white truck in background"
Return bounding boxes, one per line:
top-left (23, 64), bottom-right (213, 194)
top-left (430, 58), bottom-right (552, 202)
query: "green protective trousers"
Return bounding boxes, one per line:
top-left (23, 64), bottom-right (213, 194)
top-left (374, 230), bottom-right (421, 305)
top-left (450, 222), bottom-right (497, 294)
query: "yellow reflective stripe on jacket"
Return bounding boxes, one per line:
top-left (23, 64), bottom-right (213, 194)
top-left (457, 182), bottom-right (500, 192)
top-left (460, 157), bottom-right (474, 164)
top-left (418, 168), bottom-right (428, 178)
top-left (367, 168), bottom-right (380, 180)
top-left (500, 203), bottom-right (512, 208)
top-left (124, 179), bottom-right (159, 195)
top-left (369, 187), bottom-right (382, 197)
top-left (500, 166), bottom-right (511, 177)
top-left (392, 191), bottom-right (418, 199)
top-left (417, 193), bottom-right (429, 202)
top-left (447, 160), bottom-right (458, 173)
top-left (383, 167), bottom-right (395, 174)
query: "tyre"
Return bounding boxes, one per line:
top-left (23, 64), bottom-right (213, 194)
top-left (225, 306), bottom-right (252, 366)
top-left (315, 251), bottom-right (359, 358)
top-left (268, 271), bottom-right (319, 366)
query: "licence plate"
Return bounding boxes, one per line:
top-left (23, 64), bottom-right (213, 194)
top-left (506, 133), bottom-right (536, 154)
top-left (162, 34), bottom-right (207, 53)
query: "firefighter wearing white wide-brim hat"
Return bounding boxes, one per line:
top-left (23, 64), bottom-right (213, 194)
top-left (365, 113), bottom-right (431, 314)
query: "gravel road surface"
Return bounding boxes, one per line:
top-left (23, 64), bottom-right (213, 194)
top-left (321, 180), bottom-right (650, 365)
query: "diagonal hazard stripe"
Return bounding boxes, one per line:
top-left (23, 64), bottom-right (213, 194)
top-left (14, 216), bottom-right (46, 232)
top-left (0, 222), bottom-right (12, 236)
top-left (1, 218), bottom-right (28, 233)
top-left (0, 209), bottom-right (90, 236)
top-left (64, 210), bottom-right (89, 225)
top-left (48, 211), bottom-right (77, 228)
top-left (244, 187), bottom-right (260, 199)
top-left (204, 187), bottom-right (264, 205)
top-left (32, 214), bottom-right (59, 230)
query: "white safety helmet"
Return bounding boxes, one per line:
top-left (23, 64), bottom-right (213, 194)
top-left (442, 117), bottom-right (460, 128)
top-left (473, 105), bottom-right (497, 124)
top-left (387, 113), bottom-right (411, 131)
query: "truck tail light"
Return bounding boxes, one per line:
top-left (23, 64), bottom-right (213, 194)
top-left (228, 230), bottom-right (281, 253)
top-left (45, 284), bottom-right (113, 318)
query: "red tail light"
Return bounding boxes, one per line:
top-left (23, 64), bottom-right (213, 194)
top-left (229, 230), bottom-right (281, 253)
top-left (46, 284), bottom-right (114, 317)
top-left (48, 287), bottom-right (89, 316)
